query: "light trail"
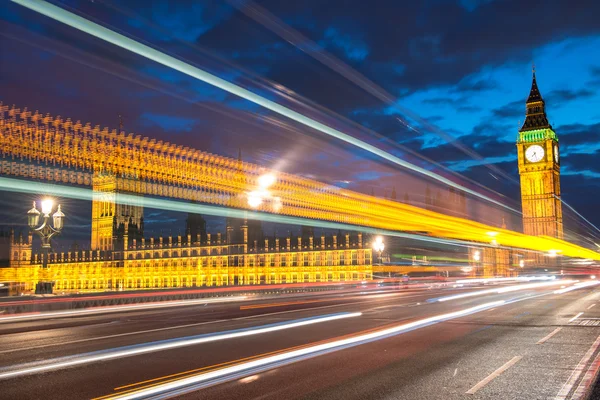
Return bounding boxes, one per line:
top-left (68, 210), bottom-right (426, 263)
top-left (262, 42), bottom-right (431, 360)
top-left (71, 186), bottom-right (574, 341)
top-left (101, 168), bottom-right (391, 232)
top-left (432, 280), bottom-right (575, 302)
top-left (0, 312), bottom-right (361, 380)
top-left (105, 301), bottom-right (505, 399)
top-left (455, 276), bottom-right (555, 284)
top-left (554, 280), bottom-right (600, 294)
top-left (0, 296), bottom-right (247, 323)
top-left (2, 176), bottom-right (599, 260)
top-left (0, 176), bottom-right (505, 251)
top-left (11, 0), bottom-right (518, 214)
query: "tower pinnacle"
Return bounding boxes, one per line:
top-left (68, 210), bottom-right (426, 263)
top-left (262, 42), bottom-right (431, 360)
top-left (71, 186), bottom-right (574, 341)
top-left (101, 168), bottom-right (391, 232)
top-left (520, 69), bottom-right (551, 132)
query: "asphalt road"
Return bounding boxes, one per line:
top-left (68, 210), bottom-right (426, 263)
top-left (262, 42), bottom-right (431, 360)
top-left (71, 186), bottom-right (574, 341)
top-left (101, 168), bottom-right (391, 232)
top-left (1, 282), bottom-right (599, 400)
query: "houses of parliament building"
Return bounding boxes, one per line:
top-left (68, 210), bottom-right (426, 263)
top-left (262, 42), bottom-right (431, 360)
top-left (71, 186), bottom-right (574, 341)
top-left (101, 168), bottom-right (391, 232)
top-left (0, 172), bottom-right (373, 293)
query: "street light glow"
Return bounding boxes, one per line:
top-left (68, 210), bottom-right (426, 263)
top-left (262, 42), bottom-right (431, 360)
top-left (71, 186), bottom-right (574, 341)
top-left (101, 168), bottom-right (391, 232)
top-left (41, 198), bottom-right (53, 215)
top-left (258, 173), bottom-right (276, 188)
top-left (373, 236), bottom-right (384, 252)
top-left (247, 191), bottom-right (263, 208)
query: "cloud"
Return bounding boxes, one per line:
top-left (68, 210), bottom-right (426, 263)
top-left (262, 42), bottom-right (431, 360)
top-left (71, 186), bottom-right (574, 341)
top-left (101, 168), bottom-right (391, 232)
top-left (453, 78), bottom-right (498, 93)
top-left (492, 99), bottom-right (523, 119)
top-left (545, 88), bottom-right (595, 104)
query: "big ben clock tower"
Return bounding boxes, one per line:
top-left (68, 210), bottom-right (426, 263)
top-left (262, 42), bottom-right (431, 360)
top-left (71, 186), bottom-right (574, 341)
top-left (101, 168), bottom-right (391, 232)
top-left (517, 69), bottom-right (563, 239)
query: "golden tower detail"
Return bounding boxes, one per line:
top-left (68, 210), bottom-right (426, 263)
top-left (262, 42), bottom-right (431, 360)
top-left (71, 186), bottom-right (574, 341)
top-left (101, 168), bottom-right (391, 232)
top-left (517, 70), bottom-right (563, 238)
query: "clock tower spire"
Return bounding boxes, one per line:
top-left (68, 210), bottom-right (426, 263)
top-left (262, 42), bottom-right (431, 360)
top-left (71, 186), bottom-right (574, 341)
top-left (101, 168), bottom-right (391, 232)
top-left (517, 69), bottom-right (563, 239)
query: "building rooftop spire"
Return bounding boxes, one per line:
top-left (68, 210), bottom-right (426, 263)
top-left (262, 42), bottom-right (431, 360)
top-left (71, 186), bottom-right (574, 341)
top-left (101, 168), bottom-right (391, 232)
top-left (520, 68), bottom-right (552, 132)
top-left (526, 68), bottom-right (543, 104)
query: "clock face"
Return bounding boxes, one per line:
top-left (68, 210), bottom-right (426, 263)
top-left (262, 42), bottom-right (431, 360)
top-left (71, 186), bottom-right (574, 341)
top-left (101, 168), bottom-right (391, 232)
top-left (525, 145), bottom-right (545, 163)
top-left (554, 144), bottom-right (559, 163)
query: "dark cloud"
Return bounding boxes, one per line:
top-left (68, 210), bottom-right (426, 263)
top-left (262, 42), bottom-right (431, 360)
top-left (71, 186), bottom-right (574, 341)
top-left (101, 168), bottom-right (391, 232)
top-left (545, 88), bottom-right (595, 104)
top-left (453, 78), bottom-right (498, 93)
top-left (559, 122), bottom-right (600, 148)
top-left (561, 151), bottom-right (600, 173)
top-left (492, 100), bottom-right (524, 119)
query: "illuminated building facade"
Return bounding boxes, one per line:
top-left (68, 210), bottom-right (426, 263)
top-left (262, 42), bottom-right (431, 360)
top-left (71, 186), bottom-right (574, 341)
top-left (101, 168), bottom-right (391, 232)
top-left (0, 224), bottom-right (372, 292)
top-left (517, 70), bottom-right (563, 239)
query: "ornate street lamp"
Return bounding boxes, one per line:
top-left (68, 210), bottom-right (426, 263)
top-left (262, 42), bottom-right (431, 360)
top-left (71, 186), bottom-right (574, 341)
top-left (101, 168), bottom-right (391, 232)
top-left (28, 199), bottom-right (65, 294)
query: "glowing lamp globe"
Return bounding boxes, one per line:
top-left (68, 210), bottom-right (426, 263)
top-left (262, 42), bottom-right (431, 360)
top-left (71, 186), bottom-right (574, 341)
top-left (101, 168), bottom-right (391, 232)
top-left (41, 198), bottom-right (54, 215)
top-left (53, 205), bottom-right (65, 230)
top-left (27, 201), bottom-right (40, 228)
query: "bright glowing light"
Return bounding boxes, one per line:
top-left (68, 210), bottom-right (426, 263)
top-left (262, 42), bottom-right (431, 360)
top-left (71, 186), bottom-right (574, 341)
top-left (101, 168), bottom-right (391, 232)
top-left (0, 296), bottom-right (247, 323)
top-left (105, 302), bottom-right (503, 399)
top-left (9, 0), bottom-right (519, 215)
top-left (486, 231), bottom-right (498, 237)
top-left (247, 191), bottom-right (263, 208)
top-left (372, 236), bottom-right (384, 252)
top-left (592, 275), bottom-right (597, 279)
top-left (272, 196), bottom-right (282, 212)
top-left (473, 250), bottom-right (481, 262)
top-left (40, 198), bottom-right (53, 215)
top-left (0, 312), bottom-right (361, 380)
top-left (257, 173), bottom-right (276, 188)
top-left (519, 260), bottom-right (525, 268)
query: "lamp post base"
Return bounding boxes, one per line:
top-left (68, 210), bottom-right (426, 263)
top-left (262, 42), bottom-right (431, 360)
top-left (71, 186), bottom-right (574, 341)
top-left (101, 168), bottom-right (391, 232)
top-left (35, 282), bottom-right (54, 295)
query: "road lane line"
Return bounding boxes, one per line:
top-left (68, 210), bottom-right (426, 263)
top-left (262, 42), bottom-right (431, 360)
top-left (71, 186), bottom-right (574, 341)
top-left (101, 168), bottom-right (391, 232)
top-left (465, 356), bottom-right (522, 395)
top-left (555, 334), bottom-right (600, 400)
top-left (588, 304), bottom-right (596, 310)
top-left (569, 312), bottom-right (584, 323)
top-left (0, 312), bottom-right (361, 380)
top-left (537, 328), bottom-right (563, 345)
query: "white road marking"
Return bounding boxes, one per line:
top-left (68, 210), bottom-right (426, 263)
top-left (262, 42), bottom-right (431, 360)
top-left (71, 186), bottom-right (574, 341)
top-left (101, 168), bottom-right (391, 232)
top-left (555, 334), bottom-right (600, 399)
top-left (587, 304), bottom-right (596, 310)
top-left (537, 327), bottom-right (562, 345)
top-left (453, 368), bottom-right (458, 377)
top-left (569, 312), bottom-right (584, 323)
top-left (466, 356), bottom-right (522, 395)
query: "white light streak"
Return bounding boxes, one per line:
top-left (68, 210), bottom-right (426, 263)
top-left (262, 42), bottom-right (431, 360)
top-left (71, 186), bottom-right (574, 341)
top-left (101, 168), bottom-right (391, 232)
top-left (0, 312), bottom-right (361, 380)
top-left (10, 0), bottom-right (519, 214)
top-left (0, 296), bottom-right (247, 323)
top-left (109, 301), bottom-right (504, 399)
top-left (435, 280), bottom-right (574, 302)
top-left (455, 276), bottom-right (555, 284)
top-left (554, 281), bottom-right (600, 294)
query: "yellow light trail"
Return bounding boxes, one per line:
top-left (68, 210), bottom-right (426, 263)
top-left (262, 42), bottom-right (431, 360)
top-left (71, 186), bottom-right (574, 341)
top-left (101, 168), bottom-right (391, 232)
top-left (0, 176), bottom-right (598, 261)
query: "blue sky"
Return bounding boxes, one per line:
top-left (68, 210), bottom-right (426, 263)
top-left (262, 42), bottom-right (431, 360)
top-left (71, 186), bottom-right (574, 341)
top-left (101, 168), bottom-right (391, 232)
top-left (1, 0), bottom-right (599, 241)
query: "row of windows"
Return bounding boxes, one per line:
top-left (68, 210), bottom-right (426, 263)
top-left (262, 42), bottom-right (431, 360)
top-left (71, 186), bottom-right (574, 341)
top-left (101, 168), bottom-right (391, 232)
top-left (51, 272), bottom-right (373, 291)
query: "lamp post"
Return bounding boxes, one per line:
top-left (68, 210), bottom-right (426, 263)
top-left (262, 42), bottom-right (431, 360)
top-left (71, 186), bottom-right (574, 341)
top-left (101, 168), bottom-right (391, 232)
top-left (27, 199), bottom-right (65, 294)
